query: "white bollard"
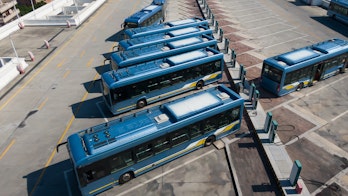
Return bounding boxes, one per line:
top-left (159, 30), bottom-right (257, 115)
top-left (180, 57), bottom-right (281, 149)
top-left (18, 22), bottom-right (25, 29)
top-left (44, 40), bottom-right (50, 49)
top-left (66, 20), bottom-right (71, 28)
top-left (17, 63), bottom-right (25, 74)
top-left (28, 51), bottom-right (35, 61)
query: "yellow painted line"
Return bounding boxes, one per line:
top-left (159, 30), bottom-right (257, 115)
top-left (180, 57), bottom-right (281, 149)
top-left (56, 58), bottom-right (66, 68)
top-left (86, 58), bottom-right (94, 67)
top-left (29, 73), bottom-right (99, 196)
top-left (0, 139), bottom-right (15, 160)
top-left (63, 70), bottom-right (71, 79)
top-left (38, 98), bottom-right (48, 111)
top-left (80, 50), bottom-right (85, 58)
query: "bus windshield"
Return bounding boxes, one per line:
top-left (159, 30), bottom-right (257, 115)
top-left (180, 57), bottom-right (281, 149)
top-left (262, 63), bottom-right (283, 83)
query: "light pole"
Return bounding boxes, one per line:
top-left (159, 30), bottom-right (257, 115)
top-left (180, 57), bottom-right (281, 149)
top-left (30, 0), bottom-right (36, 19)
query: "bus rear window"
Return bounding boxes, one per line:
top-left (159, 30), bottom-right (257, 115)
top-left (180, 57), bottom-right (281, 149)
top-left (262, 64), bottom-right (283, 83)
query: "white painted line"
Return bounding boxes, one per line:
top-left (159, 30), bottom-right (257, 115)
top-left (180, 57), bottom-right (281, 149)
top-left (64, 169), bottom-right (74, 196)
top-left (263, 35), bottom-right (308, 49)
top-left (115, 149), bottom-right (215, 196)
top-left (96, 101), bottom-right (108, 122)
top-left (331, 110), bottom-right (348, 122)
top-left (257, 26), bottom-right (297, 39)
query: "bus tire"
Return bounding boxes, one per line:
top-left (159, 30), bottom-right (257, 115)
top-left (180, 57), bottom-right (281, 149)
top-left (296, 83), bottom-right (304, 91)
top-left (137, 99), bottom-right (147, 109)
top-left (340, 67), bottom-right (346, 73)
top-left (119, 172), bottom-right (133, 184)
top-left (196, 80), bottom-right (204, 90)
top-left (204, 135), bottom-right (215, 147)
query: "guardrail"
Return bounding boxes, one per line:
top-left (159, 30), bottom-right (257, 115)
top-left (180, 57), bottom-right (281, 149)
top-left (0, 0), bottom-right (106, 41)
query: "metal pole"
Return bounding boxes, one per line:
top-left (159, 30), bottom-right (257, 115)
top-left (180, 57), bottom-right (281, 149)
top-left (9, 35), bottom-right (21, 70)
top-left (30, 0), bottom-right (36, 19)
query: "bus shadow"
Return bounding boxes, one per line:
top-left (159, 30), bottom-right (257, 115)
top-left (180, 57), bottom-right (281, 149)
top-left (289, 0), bottom-right (308, 6)
top-left (95, 64), bottom-right (111, 76)
top-left (102, 51), bottom-right (115, 61)
top-left (82, 79), bottom-right (102, 94)
top-left (311, 16), bottom-right (348, 37)
top-left (105, 30), bottom-right (125, 42)
top-left (70, 96), bottom-right (114, 119)
top-left (23, 159), bottom-right (81, 196)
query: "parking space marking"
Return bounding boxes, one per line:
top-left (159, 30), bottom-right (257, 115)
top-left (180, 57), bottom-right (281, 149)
top-left (263, 35), bottom-right (308, 49)
top-left (63, 70), bottom-right (71, 79)
top-left (80, 50), bottom-right (85, 58)
top-left (64, 169), bottom-right (74, 196)
top-left (56, 58), bottom-right (66, 68)
top-left (86, 58), bottom-right (94, 67)
top-left (38, 97), bottom-right (48, 111)
top-left (0, 139), bottom-right (15, 160)
top-left (96, 101), bottom-right (108, 122)
top-left (116, 149), bottom-right (215, 196)
top-left (331, 110), bottom-right (348, 122)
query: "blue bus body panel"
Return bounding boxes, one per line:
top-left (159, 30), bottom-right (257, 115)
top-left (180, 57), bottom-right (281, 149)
top-left (261, 38), bottom-right (348, 96)
top-left (111, 34), bottom-right (217, 70)
top-left (119, 26), bottom-right (213, 51)
top-left (68, 84), bottom-right (243, 164)
top-left (124, 5), bottom-right (162, 25)
top-left (124, 17), bottom-right (208, 39)
top-left (327, 0), bottom-right (348, 25)
top-left (68, 85), bottom-right (243, 196)
top-left (108, 47), bottom-right (222, 87)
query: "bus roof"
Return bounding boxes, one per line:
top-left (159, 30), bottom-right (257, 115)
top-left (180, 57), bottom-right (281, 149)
top-left (108, 47), bottom-right (219, 83)
top-left (165, 92), bottom-right (221, 122)
top-left (119, 26), bottom-right (211, 51)
top-left (67, 85), bottom-right (243, 164)
top-left (124, 5), bottom-right (162, 23)
top-left (265, 38), bottom-right (348, 69)
top-left (111, 34), bottom-right (216, 68)
top-left (124, 17), bottom-right (208, 38)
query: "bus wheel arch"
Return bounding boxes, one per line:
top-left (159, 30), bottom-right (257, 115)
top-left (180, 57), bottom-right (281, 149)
top-left (119, 171), bottom-right (134, 184)
top-left (136, 99), bottom-right (147, 109)
top-left (296, 82), bottom-right (304, 91)
top-left (204, 135), bottom-right (216, 147)
top-left (196, 80), bottom-right (204, 90)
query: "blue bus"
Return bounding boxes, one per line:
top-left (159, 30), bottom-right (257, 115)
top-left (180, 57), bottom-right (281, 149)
top-left (102, 47), bottom-right (224, 115)
top-left (327, 0), bottom-right (348, 25)
top-left (110, 34), bottom-right (217, 70)
top-left (260, 38), bottom-right (348, 96)
top-left (124, 17), bottom-right (209, 39)
top-left (67, 84), bottom-right (244, 196)
top-left (117, 25), bottom-right (213, 51)
top-left (122, 4), bottom-right (165, 29)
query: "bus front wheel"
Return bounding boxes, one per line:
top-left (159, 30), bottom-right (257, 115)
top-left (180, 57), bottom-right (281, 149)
top-left (119, 172), bottom-right (133, 184)
top-left (137, 99), bottom-right (147, 109)
top-left (205, 135), bottom-right (215, 147)
top-left (296, 83), bottom-right (304, 91)
top-left (196, 80), bottom-right (204, 90)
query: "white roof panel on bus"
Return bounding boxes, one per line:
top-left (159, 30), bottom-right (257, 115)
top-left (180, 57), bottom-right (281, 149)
top-left (144, 5), bottom-right (158, 11)
top-left (167, 50), bottom-right (206, 65)
top-left (168, 37), bottom-right (201, 48)
top-left (166, 92), bottom-right (221, 121)
top-left (168, 18), bottom-right (196, 26)
top-left (168, 27), bottom-right (199, 36)
top-left (278, 48), bottom-right (320, 65)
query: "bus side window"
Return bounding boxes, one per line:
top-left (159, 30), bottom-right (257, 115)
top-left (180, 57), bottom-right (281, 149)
top-left (135, 143), bottom-right (153, 161)
top-left (171, 129), bottom-right (189, 147)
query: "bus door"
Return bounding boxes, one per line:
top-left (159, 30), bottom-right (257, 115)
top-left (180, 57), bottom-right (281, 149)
top-left (313, 63), bottom-right (324, 81)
